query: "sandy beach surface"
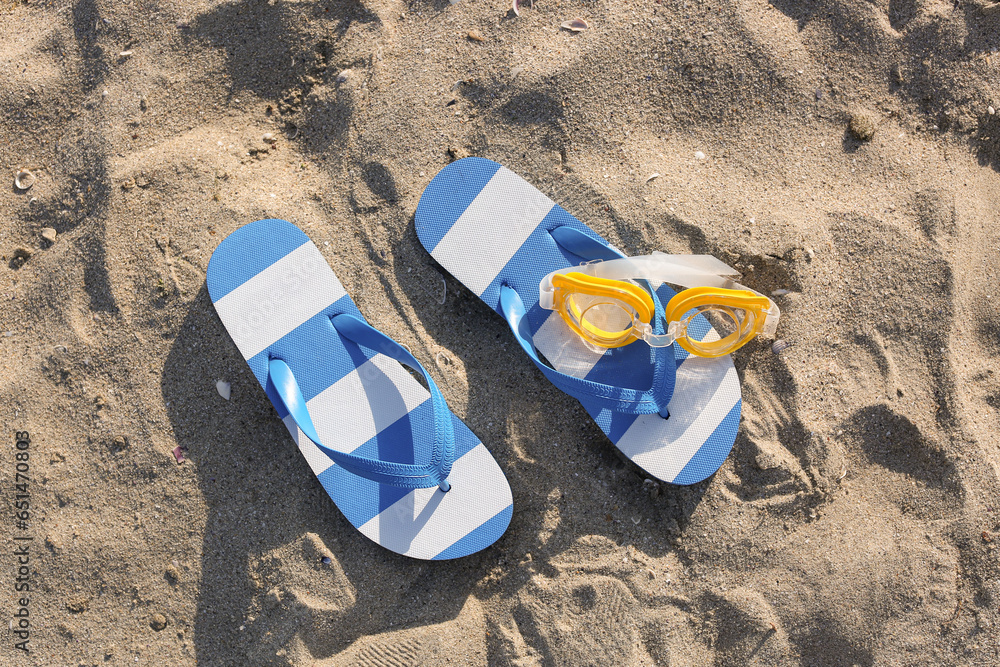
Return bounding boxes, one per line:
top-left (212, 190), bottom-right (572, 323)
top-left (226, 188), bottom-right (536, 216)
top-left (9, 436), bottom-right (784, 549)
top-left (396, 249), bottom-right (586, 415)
top-left (3, 0), bottom-right (1000, 664)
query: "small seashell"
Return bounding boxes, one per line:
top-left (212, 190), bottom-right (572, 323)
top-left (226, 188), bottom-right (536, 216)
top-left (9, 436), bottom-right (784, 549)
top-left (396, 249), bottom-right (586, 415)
top-left (771, 339), bottom-right (791, 354)
top-left (216, 380), bottom-right (231, 400)
top-left (560, 18), bottom-right (590, 32)
top-left (645, 172), bottom-right (660, 183)
top-left (321, 556), bottom-right (332, 564)
top-left (694, 151), bottom-right (706, 160)
top-left (172, 446), bottom-right (187, 463)
top-left (41, 228), bottom-right (57, 244)
top-left (436, 351), bottom-right (452, 367)
top-left (467, 29), bottom-right (484, 42)
top-left (438, 274), bottom-right (447, 305)
top-left (335, 69), bottom-right (352, 84)
top-left (14, 169), bottom-right (36, 190)
top-left (770, 288), bottom-right (790, 296)
top-left (989, 106), bottom-right (996, 116)
top-left (262, 133), bottom-right (276, 144)
top-left (119, 49), bottom-right (133, 57)
top-left (512, 0), bottom-right (534, 16)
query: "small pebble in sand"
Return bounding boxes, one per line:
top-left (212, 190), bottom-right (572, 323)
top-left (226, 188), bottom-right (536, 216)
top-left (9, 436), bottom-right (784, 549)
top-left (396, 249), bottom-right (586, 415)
top-left (165, 564), bottom-right (181, 583)
top-left (14, 169), bottom-right (35, 190)
top-left (645, 172), bottom-right (660, 183)
top-left (119, 49), bottom-right (133, 57)
top-left (989, 106), bottom-right (996, 116)
top-left (216, 380), bottom-right (231, 400)
top-left (694, 151), bottom-right (706, 160)
top-left (560, 18), bottom-right (590, 32)
top-left (467, 29), bottom-right (485, 42)
top-left (335, 69), bottom-right (352, 84)
top-left (262, 133), bottom-right (276, 144)
top-left (150, 613), bottom-right (168, 631)
top-left (848, 110), bottom-right (877, 141)
top-left (447, 145), bottom-right (470, 161)
top-left (321, 556), bottom-right (332, 565)
top-left (772, 339), bottom-right (790, 354)
top-left (41, 228), bottom-right (57, 243)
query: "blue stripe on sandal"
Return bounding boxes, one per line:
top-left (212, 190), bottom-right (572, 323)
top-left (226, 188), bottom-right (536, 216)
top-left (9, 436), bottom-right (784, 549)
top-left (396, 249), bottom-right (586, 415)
top-left (208, 219), bottom-right (512, 559)
top-left (416, 159), bottom-right (741, 485)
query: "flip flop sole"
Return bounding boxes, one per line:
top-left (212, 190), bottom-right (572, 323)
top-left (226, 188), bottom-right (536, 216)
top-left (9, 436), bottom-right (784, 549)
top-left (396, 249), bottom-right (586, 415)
top-left (207, 219), bottom-right (512, 559)
top-left (415, 159), bottom-right (740, 485)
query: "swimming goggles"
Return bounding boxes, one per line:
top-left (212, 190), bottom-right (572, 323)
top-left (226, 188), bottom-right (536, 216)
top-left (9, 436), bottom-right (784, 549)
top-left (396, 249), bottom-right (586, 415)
top-left (539, 252), bottom-right (780, 358)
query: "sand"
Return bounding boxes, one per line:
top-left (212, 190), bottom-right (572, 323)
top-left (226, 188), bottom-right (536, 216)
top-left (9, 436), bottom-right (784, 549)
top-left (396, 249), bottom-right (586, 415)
top-left (2, 0), bottom-right (1000, 664)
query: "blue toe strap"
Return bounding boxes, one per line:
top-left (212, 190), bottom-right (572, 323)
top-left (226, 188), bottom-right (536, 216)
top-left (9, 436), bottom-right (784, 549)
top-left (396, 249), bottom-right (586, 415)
top-left (500, 286), bottom-right (674, 416)
top-left (268, 314), bottom-right (454, 490)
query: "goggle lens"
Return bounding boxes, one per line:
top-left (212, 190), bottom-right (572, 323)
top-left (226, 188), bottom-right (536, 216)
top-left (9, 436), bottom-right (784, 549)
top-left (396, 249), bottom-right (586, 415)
top-left (565, 293), bottom-right (637, 347)
top-left (678, 305), bottom-right (758, 357)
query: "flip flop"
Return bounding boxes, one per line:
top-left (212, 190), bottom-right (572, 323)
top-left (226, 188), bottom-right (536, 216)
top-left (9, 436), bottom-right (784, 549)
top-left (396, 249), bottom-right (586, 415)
top-left (206, 219), bottom-right (512, 559)
top-left (415, 158), bottom-right (741, 485)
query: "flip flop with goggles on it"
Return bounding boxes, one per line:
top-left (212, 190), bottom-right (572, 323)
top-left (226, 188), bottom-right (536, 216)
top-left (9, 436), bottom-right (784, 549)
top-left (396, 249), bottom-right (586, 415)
top-left (416, 158), bottom-right (778, 485)
top-left (207, 219), bottom-right (512, 559)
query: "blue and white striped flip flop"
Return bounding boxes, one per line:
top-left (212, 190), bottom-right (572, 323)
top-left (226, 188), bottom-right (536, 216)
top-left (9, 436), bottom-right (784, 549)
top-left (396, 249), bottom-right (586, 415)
top-left (415, 158), bottom-right (741, 485)
top-left (207, 219), bottom-right (512, 559)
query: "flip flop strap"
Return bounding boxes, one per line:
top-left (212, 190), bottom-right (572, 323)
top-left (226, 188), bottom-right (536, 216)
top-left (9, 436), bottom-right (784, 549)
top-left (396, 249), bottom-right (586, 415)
top-left (268, 314), bottom-right (454, 490)
top-left (497, 225), bottom-right (676, 416)
top-left (500, 285), bottom-right (674, 416)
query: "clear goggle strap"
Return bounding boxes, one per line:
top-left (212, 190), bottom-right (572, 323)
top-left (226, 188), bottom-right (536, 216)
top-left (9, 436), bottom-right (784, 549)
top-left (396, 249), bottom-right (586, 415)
top-left (585, 253), bottom-right (743, 290)
top-left (759, 301), bottom-right (781, 338)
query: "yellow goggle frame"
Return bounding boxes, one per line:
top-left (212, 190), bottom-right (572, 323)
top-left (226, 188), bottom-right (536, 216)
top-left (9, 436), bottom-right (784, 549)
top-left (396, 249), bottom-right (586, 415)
top-left (540, 255), bottom-right (780, 358)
